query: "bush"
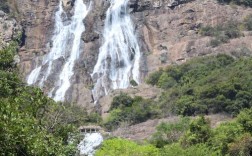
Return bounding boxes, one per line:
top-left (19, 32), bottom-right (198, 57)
top-left (130, 79), bottom-right (138, 86)
top-left (157, 72), bottom-right (177, 89)
top-left (105, 94), bottom-right (159, 130)
top-left (200, 20), bottom-right (241, 47)
top-left (110, 93), bottom-right (134, 110)
top-left (237, 109), bottom-right (252, 133)
top-left (150, 117), bottom-right (190, 148)
top-left (200, 26), bottom-right (217, 36)
top-left (228, 133), bottom-right (252, 156)
top-left (95, 138), bottom-right (159, 156)
top-left (209, 121), bottom-right (243, 155)
top-left (244, 14), bottom-right (252, 30)
top-left (180, 116), bottom-right (211, 147)
top-left (146, 69), bottom-right (163, 86)
top-left (210, 39), bottom-right (221, 47)
top-left (160, 143), bottom-right (219, 156)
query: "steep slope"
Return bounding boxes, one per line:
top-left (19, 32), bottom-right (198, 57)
top-left (14, 0), bottom-right (252, 111)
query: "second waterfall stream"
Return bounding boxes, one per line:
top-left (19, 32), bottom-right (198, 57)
top-left (91, 0), bottom-right (141, 102)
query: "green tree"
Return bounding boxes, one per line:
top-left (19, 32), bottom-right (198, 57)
top-left (237, 108), bottom-right (252, 134)
top-left (209, 121), bottom-right (243, 155)
top-left (180, 116), bottom-right (211, 147)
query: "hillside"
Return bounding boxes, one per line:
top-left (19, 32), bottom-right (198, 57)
top-left (1, 0), bottom-right (252, 155)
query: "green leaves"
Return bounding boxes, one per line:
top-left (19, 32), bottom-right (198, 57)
top-left (0, 42), bottom-right (18, 70)
top-left (95, 138), bottom-right (159, 156)
top-left (0, 40), bottom-right (82, 155)
top-left (146, 54), bottom-right (252, 116)
top-left (180, 116), bottom-right (211, 147)
top-left (237, 109), bottom-right (252, 134)
top-left (105, 94), bottom-right (159, 130)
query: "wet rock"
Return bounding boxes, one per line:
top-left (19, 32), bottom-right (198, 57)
top-left (62, 0), bottom-right (74, 11)
top-left (82, 32), bottom-right (99, 43)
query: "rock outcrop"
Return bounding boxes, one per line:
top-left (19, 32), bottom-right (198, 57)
top-left (131, 0), bottom-right (252, 73)
top-left (13, 0), bottom-right (252, 112)
top-left (0, 10), bottom-right (22, 50)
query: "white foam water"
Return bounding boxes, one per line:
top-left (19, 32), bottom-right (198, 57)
top-left (91, 0), bottom-right (141, 102)
top-left (78, 133), bottom-right (103, 156)
top-left (27, 0), bottom-right (90, 101)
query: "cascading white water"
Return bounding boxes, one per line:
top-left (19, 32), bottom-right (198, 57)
top-left (27, 0), bottom-right (89, 101)
top-left (91, 0), bottom-right (141, 101)
top-left (78, 133), bottom-right (103, 156)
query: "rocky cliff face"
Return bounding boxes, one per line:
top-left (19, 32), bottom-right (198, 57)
top-left (0, 10), bottom-right (22, 50)
top-left (14, 0), bottom-right (252, 111)
top-left (131, 0), bottom-right (252, 72)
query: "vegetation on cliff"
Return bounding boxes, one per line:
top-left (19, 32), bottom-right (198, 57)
top-left (219, 0), bottom-right (252, 7)
top-left (147, 54), bottom-right (252, 116)
top-left (104, 93), bottom-right (159, 130)
top-left (200, 15), bottom-right (252, 47)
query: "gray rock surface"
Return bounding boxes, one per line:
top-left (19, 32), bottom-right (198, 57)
top-left (13, 0), bottom-right (252, 112)
top-left (0, 10), bottom-right (22, 50)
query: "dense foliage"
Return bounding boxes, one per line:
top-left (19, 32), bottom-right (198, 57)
top-left (147, 54), bottom-right (252, 116)
top-left (0, 41), bottom-right (101, 155)
top-left (104, 93), bottom-right (159, 130)
top-left (97, 111), bottom-right (252, 155)
top-left (95, 138), bottom-right (159, 156)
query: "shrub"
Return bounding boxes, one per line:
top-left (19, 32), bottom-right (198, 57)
top-left (237, 108), bottom-right (252, 134)
top-left (180, 116), bottom-right (211, 147)
top-left (95, 138), bottom-right (159, 156)
top-left (210, 39), bottom-right (221, 47)
top-left (200, 26), bottom-right (217, 36)
top-left (200, 20), bottom-right (241, 47)
top-left (157, 72), bottom-right (177, 89)
top-left (150, 117), bottom-right (190, 148)
top-left (244, 14), bottom-right (252, 30)
top-left (209, 121), bottom-right (243, 155)
top-left (160, 143), bottom-right (219, 156)
top-left (105, 95), bottom-right (159, 130)
top-left (228, 133), bottom-right (252, 156)
top-left (146, 69), bottom-right (163, 86)
top-left (130, 79), bottom-right (138, 86)
top-left (110, 93), bottom-right (134, 110)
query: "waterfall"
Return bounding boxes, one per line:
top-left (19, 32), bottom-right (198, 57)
top-left (78, 133), bottom-right (103, 156)
top-left (91, 0), bottom-right (141, 102)
top-left (27, 0), bottom-right (89, 101)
